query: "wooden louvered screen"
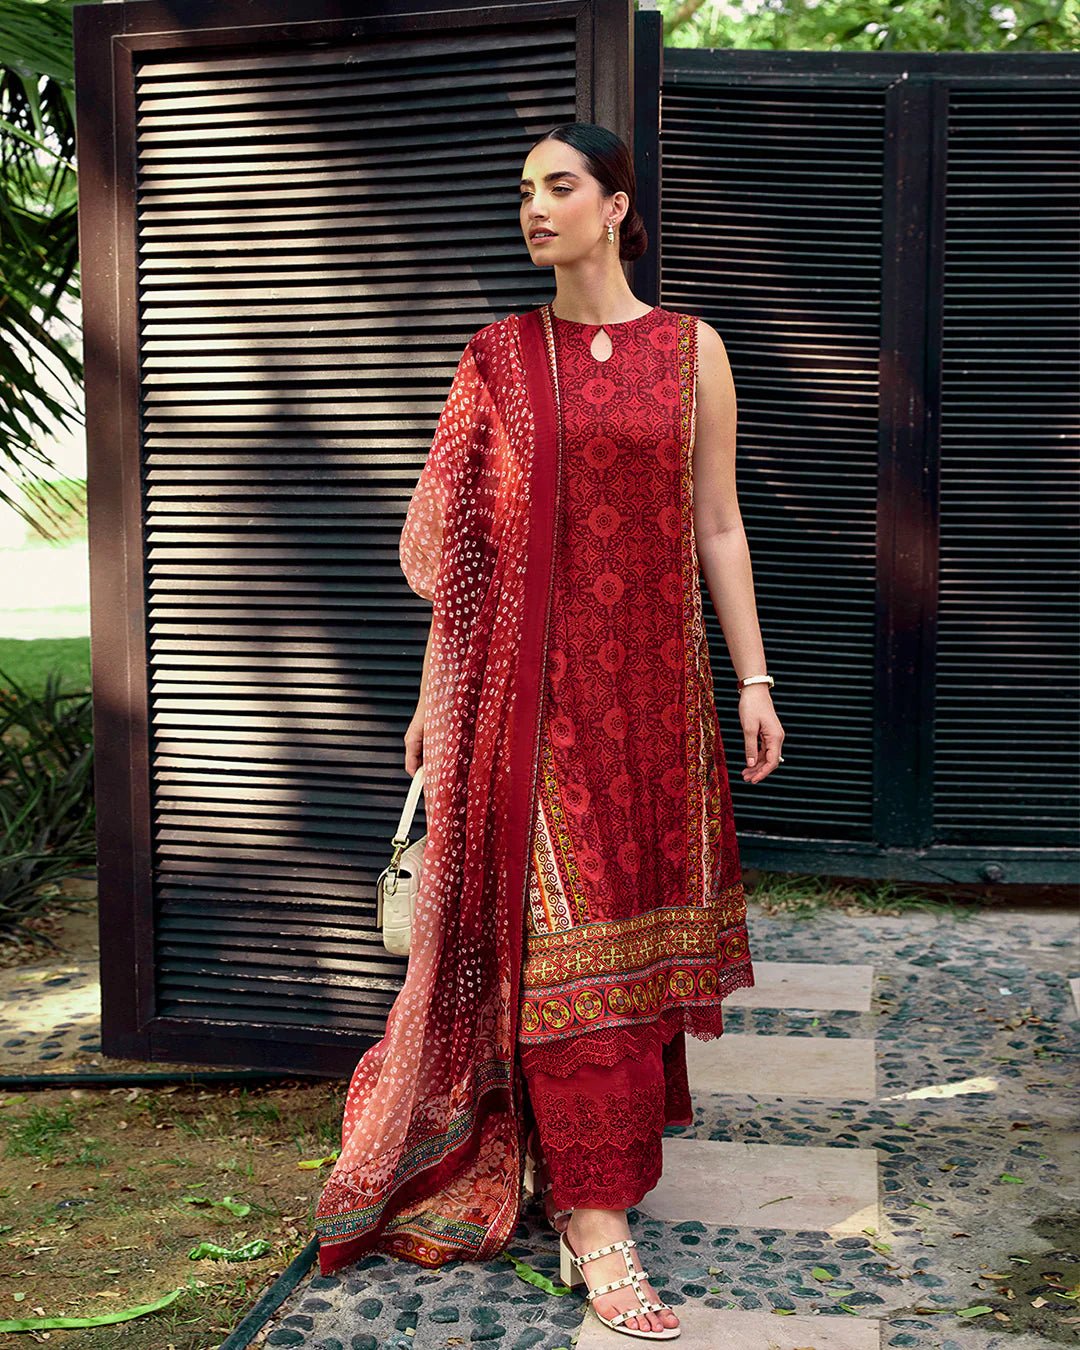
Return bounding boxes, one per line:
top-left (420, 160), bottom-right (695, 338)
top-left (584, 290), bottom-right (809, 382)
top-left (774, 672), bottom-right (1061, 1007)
top-left (74, 0), bottom-right (639, 1073)
top-left (934, 86), bottom-right (1079, 847)
top-left (661, 72), bottom-right (885, 844)
top-left (660, 52), bottom-right (1079, 883)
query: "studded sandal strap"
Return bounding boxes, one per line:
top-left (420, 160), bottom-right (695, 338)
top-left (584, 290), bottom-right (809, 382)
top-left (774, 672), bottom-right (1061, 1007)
top-left (625, 1268), bottom-right (653, 1300)
top-left (607, 1298), bottom-right (670, 1330)
top-left (571, 1236), bottom-right (636, 1266)
top-left (609, 1306), bottom-right (649, 1328)
top-left (620, 1256), bottom-right (671, 1318)
top-left (584, 1272), bottom-right (637, 1299)
top-left (572, 1240), bottom-right (666, 1326)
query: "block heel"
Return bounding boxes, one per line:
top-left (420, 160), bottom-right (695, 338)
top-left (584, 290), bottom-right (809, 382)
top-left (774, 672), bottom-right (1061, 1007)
top-left (559, 1232), bottom-right (584, 1288)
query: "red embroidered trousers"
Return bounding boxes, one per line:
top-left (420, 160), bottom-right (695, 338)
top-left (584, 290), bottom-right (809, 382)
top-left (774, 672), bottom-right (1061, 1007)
top-left (518, 1024), bottom-right (693, 1211)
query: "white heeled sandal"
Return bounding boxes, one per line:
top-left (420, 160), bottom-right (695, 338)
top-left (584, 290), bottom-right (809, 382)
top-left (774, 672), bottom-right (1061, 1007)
top-left (559, 1230), bottom-right (681, 1340)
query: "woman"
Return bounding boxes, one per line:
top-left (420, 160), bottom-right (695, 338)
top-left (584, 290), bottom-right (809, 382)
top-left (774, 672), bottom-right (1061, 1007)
top-left (314, 123), bottom-right (783, 1342)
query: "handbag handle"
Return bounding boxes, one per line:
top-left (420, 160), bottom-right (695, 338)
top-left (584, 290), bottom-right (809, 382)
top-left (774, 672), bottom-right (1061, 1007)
top-left (386, 764), bottom-right (425, 873)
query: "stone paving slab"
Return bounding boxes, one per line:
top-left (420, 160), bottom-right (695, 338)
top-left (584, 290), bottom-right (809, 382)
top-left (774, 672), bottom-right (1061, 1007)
top-left (725, 961), bottom-right (875, 1012)
top-left (0, 959), bottom-right (100, 1065)
top-left (0, 897), bottom-right (283, 1078)
top-left (639, 1137), bottom-right (881, 1233)
top-left (6, 896), bottom-right (1074, 1348)
top-left (257, 903), bottom-right (1078, 1350)
top-left (0, 891), bottom-right (99, 1066)
top-left (687, 1031), bottom-right (878, 1099)
top-left (574, 1301), bottom-right (882, 1347)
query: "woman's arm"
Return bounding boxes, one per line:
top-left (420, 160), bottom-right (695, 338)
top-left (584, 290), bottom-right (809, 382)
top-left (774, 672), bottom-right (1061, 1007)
top-left (404, 612), bottom-right (436, 777)
top-left (693, 319), bottom-right (785, 784)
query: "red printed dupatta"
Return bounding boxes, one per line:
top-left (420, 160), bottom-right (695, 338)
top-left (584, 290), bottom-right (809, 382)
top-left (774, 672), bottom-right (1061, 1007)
top-left (313, 309), bottom-right (560, 1272)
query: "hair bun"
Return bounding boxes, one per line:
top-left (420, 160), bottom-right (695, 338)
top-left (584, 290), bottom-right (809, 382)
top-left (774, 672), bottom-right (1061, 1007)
top-left (619, 208), bottom-right (648, 262)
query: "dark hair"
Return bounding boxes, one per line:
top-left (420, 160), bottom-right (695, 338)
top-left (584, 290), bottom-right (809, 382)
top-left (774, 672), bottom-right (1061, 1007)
top-left (528, 122), bottom-right (649, 263)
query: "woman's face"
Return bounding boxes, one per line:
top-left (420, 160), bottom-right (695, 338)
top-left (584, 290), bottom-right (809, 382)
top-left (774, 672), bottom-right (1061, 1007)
top-left (519, 140), bottom-right (621, 264)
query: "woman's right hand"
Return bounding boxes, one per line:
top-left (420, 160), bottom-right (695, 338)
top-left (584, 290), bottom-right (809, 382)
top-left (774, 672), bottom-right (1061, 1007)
top-left (404, 709), bottom-right (425, 778)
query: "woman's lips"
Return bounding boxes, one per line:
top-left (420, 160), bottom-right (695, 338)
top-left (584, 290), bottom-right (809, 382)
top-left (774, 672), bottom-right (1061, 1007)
top-left (531, 232), bottom-right (557, 243)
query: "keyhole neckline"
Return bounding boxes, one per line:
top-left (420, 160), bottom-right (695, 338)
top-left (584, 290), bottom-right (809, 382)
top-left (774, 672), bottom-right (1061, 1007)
top-left (548, 303), bottom-right (660, 330)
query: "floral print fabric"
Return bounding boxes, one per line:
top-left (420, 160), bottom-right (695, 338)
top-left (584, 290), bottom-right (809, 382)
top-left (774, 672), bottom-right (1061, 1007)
top-left (518, 307), bottom-right (754, 1081)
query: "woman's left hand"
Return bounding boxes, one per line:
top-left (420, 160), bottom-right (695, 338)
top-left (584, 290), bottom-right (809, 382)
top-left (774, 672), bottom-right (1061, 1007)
top-left (738, 688), bottom-right (785, 784)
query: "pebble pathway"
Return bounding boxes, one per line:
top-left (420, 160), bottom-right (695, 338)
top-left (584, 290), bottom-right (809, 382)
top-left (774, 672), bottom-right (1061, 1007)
top-left (2, 901), bottom-right (1075, 1348)
top-left (255, 903), bottom-right (1079, 1350)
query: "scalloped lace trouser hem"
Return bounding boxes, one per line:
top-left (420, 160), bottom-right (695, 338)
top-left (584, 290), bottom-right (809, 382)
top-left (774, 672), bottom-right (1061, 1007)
top-left (518, 1027), bottom-right (693, 1212)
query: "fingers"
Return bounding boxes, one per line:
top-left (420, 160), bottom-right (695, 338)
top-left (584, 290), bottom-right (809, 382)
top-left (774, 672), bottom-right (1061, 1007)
top-left (741, 720), bottom-right (785, 784)
top-left (404, 731), bottom-right (423, 778)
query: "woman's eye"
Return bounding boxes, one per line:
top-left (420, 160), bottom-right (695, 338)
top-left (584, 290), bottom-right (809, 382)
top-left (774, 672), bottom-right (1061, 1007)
top-left (519, 187), bottom-right (570, 200)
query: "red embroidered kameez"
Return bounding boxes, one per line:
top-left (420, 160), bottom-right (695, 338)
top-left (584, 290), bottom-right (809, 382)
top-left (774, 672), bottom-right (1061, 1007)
top-left (313, 304), bottom-right (753, 1274)
top-left (516, 307), bottom-right (754, 1211)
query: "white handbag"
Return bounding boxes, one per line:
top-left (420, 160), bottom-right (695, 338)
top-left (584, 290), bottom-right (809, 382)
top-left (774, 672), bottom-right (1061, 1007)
top-left (375, 765), bottom-right (427, 956)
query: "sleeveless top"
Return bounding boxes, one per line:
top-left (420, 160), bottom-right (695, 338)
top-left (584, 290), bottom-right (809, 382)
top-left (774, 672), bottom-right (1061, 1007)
top-left (516, 305), bottom-right (754, 1080)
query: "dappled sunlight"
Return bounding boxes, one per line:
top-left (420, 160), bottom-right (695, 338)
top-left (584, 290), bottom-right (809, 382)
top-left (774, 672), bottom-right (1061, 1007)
top-left (881, 1074), bottom-right (999, 1101)
top-left (0, 966), bottom-right (99, 1044)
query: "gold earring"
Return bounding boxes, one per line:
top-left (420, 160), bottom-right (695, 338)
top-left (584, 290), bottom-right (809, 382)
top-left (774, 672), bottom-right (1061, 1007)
top-left (607, 221), bottom-right (615, 244)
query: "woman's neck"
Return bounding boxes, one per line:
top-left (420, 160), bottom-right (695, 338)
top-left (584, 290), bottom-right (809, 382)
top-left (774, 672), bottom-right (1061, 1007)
top-left (550, 273), bottom-right (649, 326)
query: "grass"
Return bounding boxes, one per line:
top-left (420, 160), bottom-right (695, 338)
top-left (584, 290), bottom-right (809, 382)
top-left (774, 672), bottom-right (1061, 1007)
top-left (746, 871), bottom-right (980, 922)
top-left (0, 1078), bottom-right (341, 1346)
top-left (0, 637), bottom-right (90, 694)
top-left (4, 1102), bottom-right (79, 1164)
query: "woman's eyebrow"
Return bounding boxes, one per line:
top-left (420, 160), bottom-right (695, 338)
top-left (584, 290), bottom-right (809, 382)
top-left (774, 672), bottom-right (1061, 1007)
top-left (519, 171), bottom-right (582, 187)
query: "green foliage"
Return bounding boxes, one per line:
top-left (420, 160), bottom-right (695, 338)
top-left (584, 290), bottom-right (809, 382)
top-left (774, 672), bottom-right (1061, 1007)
top-left (4, 1103), bottom-right (78, 1164)
top-left (0, 667), bottom-right (95, 939)
top-left (661, 0), bottom-right (1079, 52)
top-left (0, 0), bottom-right (84, 540)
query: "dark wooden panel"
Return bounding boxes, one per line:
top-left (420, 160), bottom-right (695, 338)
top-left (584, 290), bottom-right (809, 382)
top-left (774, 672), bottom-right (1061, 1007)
top-left (74, 0), bottom-right (634, 1071)
top-left (660, 50), bottom-right (1080, 882)
top-left (933, 85), bottom-right (1080, 845)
